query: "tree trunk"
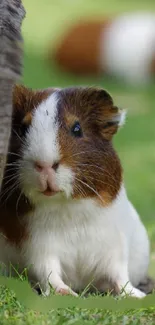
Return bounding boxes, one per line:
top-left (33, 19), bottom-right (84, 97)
top-left (0, 0), bottom-right (25, 188)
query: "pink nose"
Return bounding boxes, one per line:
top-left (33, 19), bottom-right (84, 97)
top-left (34, 161), bottom-right (59, 172)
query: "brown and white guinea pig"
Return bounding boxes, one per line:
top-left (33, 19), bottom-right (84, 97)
top-left (53, 13), bottom-right (155, 85)
top-left (0, 85), bottom-right (150, 298)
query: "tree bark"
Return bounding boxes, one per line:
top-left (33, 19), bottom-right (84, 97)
top-left (0, 0), bottom-right (25, 188)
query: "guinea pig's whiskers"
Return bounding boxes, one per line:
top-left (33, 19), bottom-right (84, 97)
top-left (4, 185), bottom-right (19, 205)
top-left (0, 180), bottom-right (21, 205)
top-left (0, 171), bottom-right (23, 203)
top-left (80, 170), bottom-right (118, 191)
top-left (0, 177), bottom-right (19, 196)
top-left (76, 172), bottom-right (111, 194)
top-left (2, 169), bottom-right (19, 180)
top-left (77, 163), bottom-right (109, 176)
top-left (4, 163), bottom-right (20, 171)
top-left (75, 177), bottom-right (104, 204)
top-left (2, 174), bottom-right (19, 187)
top-left (7, 151), bottom-right (22, 158)
top-left (16, 190), bottom-right (23, 216)
top-left (71, 150), bottom-right (99, 158)
top-left (74, 184), bottom-right (87, 198)
top-left (89, 164), bottom-right (118, 184)
top-left (77, 163), bottom-right (117, 187)
top-left (5, 162), bottom-right (20, 167)
top-left (72, 149), bottom-right (116, 159)
top-left (4, 163), bottom-right (20, 169)
top-left (12, 129), bottom-right (26, 146)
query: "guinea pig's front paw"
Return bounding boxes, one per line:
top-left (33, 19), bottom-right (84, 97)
top-left (129, 288), bottom-right (146, 299)
top-left (55, 285), bottom-right (78, 297)
top-left (122, 287), bottom-right (146, 299)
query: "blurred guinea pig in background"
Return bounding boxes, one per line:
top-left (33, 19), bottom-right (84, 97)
top-left (50, 12), bottom-right (155, 86)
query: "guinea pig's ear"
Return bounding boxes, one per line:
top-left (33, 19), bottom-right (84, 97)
top-left (101, 105), bottom-right (126, 140)
top-left (13, 85), bottom-right (54, 112)
top-left (12, 85), bottom-right (57, 122)
top-left (87, 88), bottom-right (126, 140)
top-left (13, 85), bottom-right (32, 112)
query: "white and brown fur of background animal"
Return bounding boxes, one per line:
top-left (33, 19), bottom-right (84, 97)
top-left (0, 85), bottom-right (154, 297)
top-left (51, 13), bottom-right (155, 85)
top-left (51, 19), bottom-right (111, 74)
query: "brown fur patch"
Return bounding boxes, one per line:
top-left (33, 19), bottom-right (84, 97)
top-left (23, 112), bottom-right (32, 125)
top-left (57, 87), bottom-right (122, 205)
top-left (12, 84), bottom-right (54, 127)
top-left (64, 113), bottom-right (79, 129)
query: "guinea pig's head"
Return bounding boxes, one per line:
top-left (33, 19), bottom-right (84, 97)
top-left (10, 85), bottom-right (126, 206)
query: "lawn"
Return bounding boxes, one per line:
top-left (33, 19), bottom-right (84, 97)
top-left (0, 0), bottom-right (155, 323)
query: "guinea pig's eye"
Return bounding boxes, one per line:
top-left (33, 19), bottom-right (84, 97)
top-left (71, 122), bottom-right (83, 137)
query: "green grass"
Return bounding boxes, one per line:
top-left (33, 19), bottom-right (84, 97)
top-left (1, 0), bottom-right (155, 323)
top-left (0, 287), bottom-right (153, 325)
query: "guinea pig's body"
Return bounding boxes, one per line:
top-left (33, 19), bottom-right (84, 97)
top-left (0, 85), bottom-right (150, 298)
top-left (22, 188), bottom-right (149, 297)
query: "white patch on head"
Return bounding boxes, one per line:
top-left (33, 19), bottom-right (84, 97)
top-left (24, 92), bottom-right (59, 164)
top-left (19, 92), bottom-right (74, 202)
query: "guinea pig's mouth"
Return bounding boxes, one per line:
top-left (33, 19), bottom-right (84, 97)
top-left (42, 186), bottom-right (59, 197)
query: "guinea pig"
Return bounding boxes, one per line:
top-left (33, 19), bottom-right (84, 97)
top-left (0, 85), bottom-right (150, 298)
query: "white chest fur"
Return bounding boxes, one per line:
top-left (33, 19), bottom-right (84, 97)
top-left (20, 185), bottom-right (149, 297)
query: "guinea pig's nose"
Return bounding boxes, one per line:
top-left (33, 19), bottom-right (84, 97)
top-left (34, 161), bottom-right (59, 172)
